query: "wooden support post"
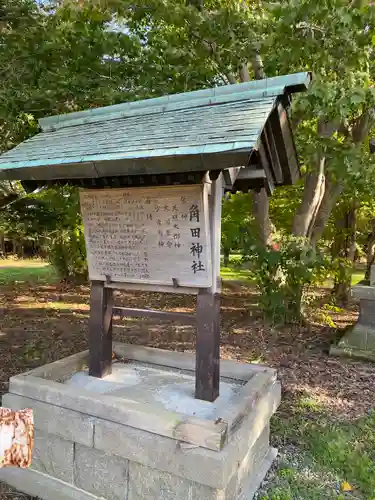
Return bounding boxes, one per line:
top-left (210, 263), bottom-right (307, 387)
top-left (88, 281), bottom-right (114, 378)
top-left (195, 290), bottom-right (220, 402)
top-left (195, 175), bottom-right (223, 402)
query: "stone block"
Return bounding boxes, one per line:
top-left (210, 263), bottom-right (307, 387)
top-left (128, 462), bottom-right (226, 500)
top-left (370, 265), bottom-right (375, 286)
top-left (31, 429), bottom-right (74, 483)
top-left (93, 382), bottom-right (279, 490)
top-left (0, 467), bottom-right (101, 500)
top-left (74, 444), bottom-right (129, 500)
top-left (236, 426), bottom-right (269, 498)
top-left (2, 393), bottom-right (94, 447)
top-left (241, 447), bottom-right (278, 500)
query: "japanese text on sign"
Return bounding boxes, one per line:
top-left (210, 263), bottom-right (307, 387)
top-left (80, 185), bottom-right (211, 287)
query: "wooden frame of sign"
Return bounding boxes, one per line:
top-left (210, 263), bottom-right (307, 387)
top-left (80, 175), bottom-right (223, 402)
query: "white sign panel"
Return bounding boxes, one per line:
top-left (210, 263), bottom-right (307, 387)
top-left (80, 185), bottom-right (212, 288)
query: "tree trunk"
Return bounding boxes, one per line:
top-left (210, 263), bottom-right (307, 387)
top-left (365, 218), bottom-right (375, 281)
top-left (223, 247), bottom-right (230, 266)
top-left (310, 176), bottom-right (343, 247)
top-left (252, 189), bottom-right (274, 246)
top-left (292, 155), bottom-right (326, 237)
top-left (332, 201), bottom-right (358, 304)
top-left (0, 233), bottom-right (4, 258)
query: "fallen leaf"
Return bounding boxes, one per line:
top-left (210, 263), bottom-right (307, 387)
top-left (341, 481), bottom-right (353, 492)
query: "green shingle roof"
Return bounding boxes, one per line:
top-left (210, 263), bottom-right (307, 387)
top-left (0, 72), bottom-right (311, 183)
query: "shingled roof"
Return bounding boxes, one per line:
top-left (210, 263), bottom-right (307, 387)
top-left (0, 72), bottom-right (311, 192)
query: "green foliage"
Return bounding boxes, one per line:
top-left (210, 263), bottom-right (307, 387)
top-left (39, 186), bottom-right (88, 281)
top-left (2, 0), bottom-right (375, 307)
top-left (221, 193), bottom-right (254, 254)
top-left (48, 226), bottom-right (87, 282)
top-left (242, 236), bottom-right (329, 324)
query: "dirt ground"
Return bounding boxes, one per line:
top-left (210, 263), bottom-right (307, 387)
top-left (0, 280), bottom-right (374, 498)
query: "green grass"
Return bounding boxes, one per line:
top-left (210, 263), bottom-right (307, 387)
top-left (351, 269), bottom-right (365, 286)
top-left (0, 259), bottom-right (58, 285)
top-left (261, 399), bottom-right (375, 499)
top-left (0, 258), bottom-right (254, 286)
top-left (0, 258), bottom-right (365, 288)
top-left (220, 265), bottom-right (254, 283)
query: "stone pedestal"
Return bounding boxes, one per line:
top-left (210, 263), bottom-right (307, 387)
top-left (0, 343), bottom-right (280, 500)
top-left (330, 280), bottom-right (375, 361)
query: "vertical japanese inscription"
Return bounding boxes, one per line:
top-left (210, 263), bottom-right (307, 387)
top-left (189, 204), bottom-right (205, 275)
top-left (80, 186), bottom-right (211, 287)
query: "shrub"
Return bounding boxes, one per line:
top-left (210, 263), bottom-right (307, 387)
top-left (242, 235), bottom-right (330, 324)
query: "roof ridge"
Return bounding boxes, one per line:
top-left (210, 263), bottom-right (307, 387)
top-left (39, 72), bottom-right (311, 133)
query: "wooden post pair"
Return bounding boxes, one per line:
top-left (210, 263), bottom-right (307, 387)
top-left (88, 283), bottom-right (220, 402)
top-left (88, 176), bottom-right (223, 402)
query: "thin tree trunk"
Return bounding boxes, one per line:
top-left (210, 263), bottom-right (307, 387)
top-left (310, 177), bottom-right (343, 247)
top-left (365, 218), bottom-right (375, 281)
top-left (252, 188), bottom-right (274, 245)
top-left (0, 233), bottom-right (4, 258)
top-left (332, 200), bottom-right (358, 304)
top-left (292, 155), bottom-right (326, 237)
top-left (223, 247), bottom-right (230, 266)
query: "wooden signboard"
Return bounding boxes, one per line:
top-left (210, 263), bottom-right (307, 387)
top-left (80, 185), bottom-right (212, 288)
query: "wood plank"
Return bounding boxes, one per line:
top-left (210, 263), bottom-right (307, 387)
top-left (209, 175), bottom-right (223, 295)
top-left (264, 122), bottom-right (283, 184)
top-left (257, 137), bottom-right (275, 195)
top-left (88, 281), bottom-right (114, 378)
top-left (277, 103), bottom-right (300, 184)
top-left (105, 281), bottom-right (199, 295)
top-left (80, 185), bottom-right (212, 288)
top-left (195, 290), bottom-right (221, 402)
top-left (113, 307), bottom-right (196, 324)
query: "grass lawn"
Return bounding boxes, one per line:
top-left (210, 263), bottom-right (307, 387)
top-left (0, 258), bottom-right (57, 285)
top-left (0, 259), bottom-right (373, 500)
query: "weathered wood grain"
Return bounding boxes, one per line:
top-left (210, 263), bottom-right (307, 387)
top-left (89, 282), bottom-right (114, 378)
top-left (112, 306), bottom-right (196, 324)
top-left (80, 185), bottom-right (212, 288)
top-left (195, 290), bottom-right (221, 402)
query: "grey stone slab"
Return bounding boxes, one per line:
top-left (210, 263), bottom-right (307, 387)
top-left (93, 382), bottom-right (280, 490)
top-left (26, 350), bottom-right (89, 382)
top-left (357, 299), bottom-right (375, 329)
top-left (128, 462), bottom-right (227, 500)
top-left (351, 285), bottom-right (375, 300)
top-left (9, 374), bottom-right (227, 452)
top-left (2, 393), bottom-right (94, 447)
top-left (236, 427), bottom-right (269, 497)
top-left (370, 266), bottom-right (375, 286)
top-left (0, 467), bottom-right (102, 500)
top-left (224, 383), bottom-right (280, 484)
top-left (74, 444), bottom-right (129, 500)
top-left (31, 429), bottom-right (74, 483)
top-left (242, 447), bottom-right (278, 500)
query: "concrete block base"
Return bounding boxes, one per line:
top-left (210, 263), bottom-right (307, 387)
top-left (331, 288), bottom-right (375, 362)
top-left (0, 343), bottom-right (281, 500)
top-left (330, 324), bottom-right (375, 362)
